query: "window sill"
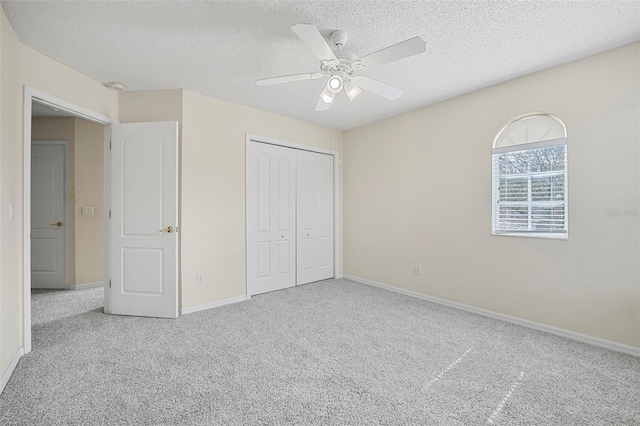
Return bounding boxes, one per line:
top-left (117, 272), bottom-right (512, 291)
top-left (492, 232), bottom-right (568, 240)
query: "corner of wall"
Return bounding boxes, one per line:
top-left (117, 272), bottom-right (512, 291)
top-left (0, 1), bottom-right (22, 381)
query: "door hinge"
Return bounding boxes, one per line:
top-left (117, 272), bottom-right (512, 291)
top-left (109, 140), bottom-right (112, 150)
top-left (109, 209), bottom-right (111, 218)
top-left (109, 279), bottom-right (112, 288)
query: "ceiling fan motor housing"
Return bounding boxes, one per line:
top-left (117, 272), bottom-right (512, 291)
top-left (330, 30), bottom-right (348, 49)
top-left (321, 51), bottom-right (358, 76)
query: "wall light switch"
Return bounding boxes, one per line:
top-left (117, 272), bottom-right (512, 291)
top-left (197, 274), bottom-right (205, 285)
top-left (82, 206), bottom-right (94, 216)
top-left (415, 266), bottom-right (422, 276)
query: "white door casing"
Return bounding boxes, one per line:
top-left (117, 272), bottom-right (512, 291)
top-left (247, 142), bottom-right (297, 296)
top-left (297, 149), bottom-right (334, 285)
top-left (31, 142), bottom-right (66, 289)
top-left (110, 121), bottom-right (179, 318)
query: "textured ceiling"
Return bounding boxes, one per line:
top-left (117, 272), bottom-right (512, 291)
top-left (3, 1), bottom-right (639, 130)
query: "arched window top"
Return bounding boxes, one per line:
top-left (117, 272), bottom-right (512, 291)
top-left (493, 113), bottom-right (567, 149)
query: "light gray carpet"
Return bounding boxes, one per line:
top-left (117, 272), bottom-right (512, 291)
top-left (1, 279), bottom-right (639, 425)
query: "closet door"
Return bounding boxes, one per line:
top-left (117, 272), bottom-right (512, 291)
top-left (297, 150), bottom-right (334, 285)
top-left (247, 142), bottom-right (297, 296)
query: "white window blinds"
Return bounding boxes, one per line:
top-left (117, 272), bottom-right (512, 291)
top-left (492, 139), bottom-right (567, 235)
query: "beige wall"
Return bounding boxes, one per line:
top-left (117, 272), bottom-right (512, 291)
top-left (0, 7), bottom-right (118, 379)
top-left (74, 118), bottom-right (104, 285)
top-left (31, 117), bottom-right (77, 286)
top-left (343, 42), bottom-right (640, 348)
top-left (180, 90), bottom-right (342, 310)
top-left (119, 89), bottom-right (183, 124)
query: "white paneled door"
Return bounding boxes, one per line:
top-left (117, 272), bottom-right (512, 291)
top-left (110, 122), bottom-right (179, 318)
top-left (31, 143), bottom-right (66, 289)
top-left (246, 141), bottom-right (334, 296)
top-left (296, 149), bottom-right (334, 285)
top-left (247, 142), bottom-right (297, 296)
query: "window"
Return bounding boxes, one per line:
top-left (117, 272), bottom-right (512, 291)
top-left (492, 113), bottom-right (567, 238)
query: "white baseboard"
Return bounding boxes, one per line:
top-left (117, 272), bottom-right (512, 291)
top-left (70, 281), bottom-right (104, 290)
top-left (180, 295), bottom-right (248, 315)
top-left (0, 347), bottom-right (24, 396)
top-left (343, 274), bottom-right (640, 358)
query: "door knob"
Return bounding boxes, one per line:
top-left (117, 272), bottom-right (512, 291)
top-left (51, 221), bottom-right (63, 228)
top-left (161, 226), bottom-right (174, 233)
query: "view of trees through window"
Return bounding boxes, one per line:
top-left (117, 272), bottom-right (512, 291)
top-left (495, 144), bottom-right (567, 233)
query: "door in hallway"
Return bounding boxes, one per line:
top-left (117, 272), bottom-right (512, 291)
top-left (31, 142), bottom-right (67, 289)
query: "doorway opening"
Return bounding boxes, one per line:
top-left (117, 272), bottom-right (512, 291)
top-left (23, 87), bottom-right (115, 354)
top-left (30, 102), bottom-right (107, 328)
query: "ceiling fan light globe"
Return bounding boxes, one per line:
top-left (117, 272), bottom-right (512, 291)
top-left (327, 75), bottom-right (344, 93)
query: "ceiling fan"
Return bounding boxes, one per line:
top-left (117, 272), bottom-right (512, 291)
top-left (256, 24), bottom-right (427, 111)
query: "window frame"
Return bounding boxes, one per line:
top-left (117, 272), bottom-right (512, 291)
top-left (491, 115), bottom-right (568, 240)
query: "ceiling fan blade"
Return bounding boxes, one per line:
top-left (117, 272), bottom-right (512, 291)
top-left (351, 76), bottom-right (403, 100)
top-left (291, 23), bottom-right (338, 62)
top-left (358, 36), bottom-right (426, 69)
top-left (256, 72), bottom-right (323, 86)
top-left (344, 79), bottom-right (362, 101)
top-left (315, 87), bottom-right (334, 111)
top-left (315, 97), bottom-right (331, 111)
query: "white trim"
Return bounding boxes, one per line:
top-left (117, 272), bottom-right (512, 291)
top-left (493, 231), bottom-right (568, 240)
top-left (103, 125), bottom-right (112, 314)
top-left (23, 89), bottom-right (32, 355)
top-left (0, 347), bottom-right (24, 396)
top-left (492, 112), bottom-right (567, 149)
top-left (70, 281), bottom-right (104, 290)
top-left (30, 88), bottom-right (114, 125)
top-left (246, 133), bottom-right (336, 156)
top-left (23, 86), bottom-right (117, 355)
top-left (244, 133), bottom-right (342, 298)
top-left (179, 295), bottom-right (248, 315)
top-left (343, 274), bottom-right (640, 358)
top-left (492, 137), bottom-right (566, 154)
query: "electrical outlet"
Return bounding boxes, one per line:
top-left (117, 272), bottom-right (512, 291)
top-left (197, 274), bottom-right (205, 285)
top-left (415, 266), bottom-right (422, 276)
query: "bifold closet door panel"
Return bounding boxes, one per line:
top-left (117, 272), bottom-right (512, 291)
top-left (296, 149), bottom-right (334, 285)
top-left (247, 142), bottom-right (297, 296)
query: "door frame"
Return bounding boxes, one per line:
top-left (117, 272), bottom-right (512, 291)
top-left (23, 86), bottom-right (117, 354)
top-left (30, 140), bottom-right (68, 290)
top-left (244, 133), bottom-right (342, 298)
